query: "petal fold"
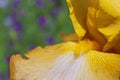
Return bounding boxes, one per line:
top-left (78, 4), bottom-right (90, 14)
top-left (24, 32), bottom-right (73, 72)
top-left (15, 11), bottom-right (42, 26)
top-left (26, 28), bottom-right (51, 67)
top-left (67, 0), bottom-right (90, 38)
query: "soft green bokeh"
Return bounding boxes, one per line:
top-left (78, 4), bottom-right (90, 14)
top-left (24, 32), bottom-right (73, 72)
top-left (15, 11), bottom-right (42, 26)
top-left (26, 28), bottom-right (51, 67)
top-left (0, 0), bottom-right (74, 79)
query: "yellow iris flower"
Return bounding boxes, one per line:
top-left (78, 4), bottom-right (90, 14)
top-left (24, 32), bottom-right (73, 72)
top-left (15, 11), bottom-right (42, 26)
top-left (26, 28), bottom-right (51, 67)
top-left (10, 0), bottom-right (120, 80)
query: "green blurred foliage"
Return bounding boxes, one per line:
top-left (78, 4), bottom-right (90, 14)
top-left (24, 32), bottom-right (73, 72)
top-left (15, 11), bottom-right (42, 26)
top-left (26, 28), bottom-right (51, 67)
top-left (0, 0), bottom-right (74, 79)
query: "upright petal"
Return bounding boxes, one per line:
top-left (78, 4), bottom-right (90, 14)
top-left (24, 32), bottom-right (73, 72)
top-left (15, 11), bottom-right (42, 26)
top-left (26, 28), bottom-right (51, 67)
top-left (87, 0), bottom-right (120, 51)
top-left (67, 0), bottom-right (90, 38)
top-left (86, 0), bottom-right (107, 46)
top-left (98, 0), bottom-right (120, 51)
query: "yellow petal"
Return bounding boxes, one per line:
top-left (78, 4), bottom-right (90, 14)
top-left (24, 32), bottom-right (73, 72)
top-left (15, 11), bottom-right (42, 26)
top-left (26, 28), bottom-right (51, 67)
top-left (97, 0), bottom-right (120, 51)
top-left (10, 41), bottom-right (120, 80)
top-left (10, 42), bottom-right (76, 80)
top-left (86, 50), bottom-right (120, 80)
top-left (98, 21), bottom-right (120, 51)
top-left (71, 0), bottom-right (120, 51)
top-left (87, 0), bottom-right (120, 51)
top-left (10, 47), bottom-right (61, 80)
top-left (86, 0), bottom-right (107, 46)
top-left (67, 0), bottom-right (90, 38)
top-left (100, 0), bottom-right (120, 17)
top-left (60, 33), bottom-right (79, 41)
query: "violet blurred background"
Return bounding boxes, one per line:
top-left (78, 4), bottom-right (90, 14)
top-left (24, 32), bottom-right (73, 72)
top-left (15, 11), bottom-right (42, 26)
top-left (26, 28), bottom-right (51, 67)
top-left (0, 0), bottom-right (74, 79)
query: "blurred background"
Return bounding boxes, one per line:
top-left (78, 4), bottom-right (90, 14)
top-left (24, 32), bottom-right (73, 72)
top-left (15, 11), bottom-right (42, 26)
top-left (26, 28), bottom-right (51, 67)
top-left (0, 0), bottom-right (74, 79)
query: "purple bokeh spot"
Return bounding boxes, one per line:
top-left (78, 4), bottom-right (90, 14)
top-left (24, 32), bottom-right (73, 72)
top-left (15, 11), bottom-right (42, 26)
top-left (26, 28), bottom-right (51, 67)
top-left (0, 71), bottom-right (9, 80)
top-left (4, 16), bottom-right (13, 27)
top-left (13, 21), bottom-right (23, 33)
top-left (6, 54), bottom-right (11, 63)
top-left (13, 0), bottom-right (21, 8)
top-left (10, 12), bottom-right (17, 21)
top-left (0, 73), bottom-right (5, 80)
top-left (0, 0), bottom-right (8, 8)
top-left (36, 0), bottom-right (44, 7)
top-left (6, 12), bottom-right (23, 34)
top-left (51, 7), bottom-right (60, 17)
top-left (45, 36), bottom-right (54, 45)
top-left (38, 16), bottom-right (47, 25)
top-left (28, 44), bottom-right (36, 50)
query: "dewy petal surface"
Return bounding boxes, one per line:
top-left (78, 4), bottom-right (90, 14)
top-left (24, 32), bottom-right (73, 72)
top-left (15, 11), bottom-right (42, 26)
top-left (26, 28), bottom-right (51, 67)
top-left (10, 41), bottom-right (120, 80)
top-left (67, 0), bottom-right (120, 51)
